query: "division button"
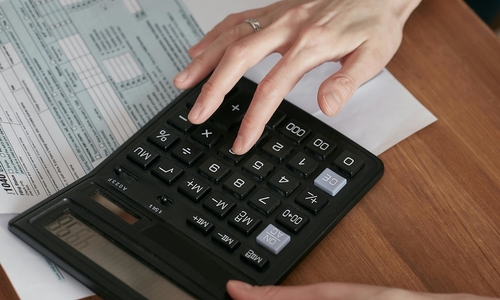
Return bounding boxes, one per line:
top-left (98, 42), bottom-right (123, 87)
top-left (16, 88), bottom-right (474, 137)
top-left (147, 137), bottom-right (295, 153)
top-left (240, 247), bottom-right (269, 270)
top-left (212, 229), bottom-right (240, 252)
top-left (127, 143), bottom-right (159, 169)
top-left (171, 140), bottom-right (203, 166)
top-left (314, 168), bottom-right (347, 196)
top-left (186, 213), bottom-right (214, 235)
top-left (229, 208), bottom-right (261, 235)
top-left (256, 224), bottom-right (291, 255)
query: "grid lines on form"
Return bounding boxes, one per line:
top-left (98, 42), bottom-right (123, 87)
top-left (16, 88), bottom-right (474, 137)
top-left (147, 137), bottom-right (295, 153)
top-left (102, 53), bottom-right (143, 86)
top-left (58, 34), bottom-right (136, 144)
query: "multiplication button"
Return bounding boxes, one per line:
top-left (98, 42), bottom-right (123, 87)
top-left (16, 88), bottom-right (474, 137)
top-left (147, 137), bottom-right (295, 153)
top-left (256, 224), bottom-right (290, 255)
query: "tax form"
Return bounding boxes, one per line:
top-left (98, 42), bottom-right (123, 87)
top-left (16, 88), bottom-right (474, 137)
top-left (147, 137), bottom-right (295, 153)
top-left (0, 0), bottom-right (203, 213)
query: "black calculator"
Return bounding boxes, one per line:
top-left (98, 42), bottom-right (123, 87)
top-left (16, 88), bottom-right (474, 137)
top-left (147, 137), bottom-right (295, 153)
top-left (9, 77), bottom-right (384, 300)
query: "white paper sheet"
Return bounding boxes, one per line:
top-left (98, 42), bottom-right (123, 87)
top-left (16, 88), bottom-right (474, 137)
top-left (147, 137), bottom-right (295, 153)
top-left (183, 0), bottom-right (438, 155)
top-left (0, 214), bottom-right (94, 300)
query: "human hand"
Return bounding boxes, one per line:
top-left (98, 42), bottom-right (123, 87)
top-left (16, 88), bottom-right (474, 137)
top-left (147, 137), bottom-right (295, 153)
top-left (174, 0), bottom-right (421, 154)
top-left (226, 280), bottom-right (498, 300)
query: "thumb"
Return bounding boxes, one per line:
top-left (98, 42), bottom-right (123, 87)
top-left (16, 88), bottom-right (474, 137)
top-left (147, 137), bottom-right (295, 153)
top-left (226, 280), bottom-right (318, 300)
top-left (317, 42), bottom-right (391, 116)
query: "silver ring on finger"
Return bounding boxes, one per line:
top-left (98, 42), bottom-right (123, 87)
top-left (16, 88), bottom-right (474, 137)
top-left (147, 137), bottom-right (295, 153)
top-left (244, 18), bottom-right (261, 33)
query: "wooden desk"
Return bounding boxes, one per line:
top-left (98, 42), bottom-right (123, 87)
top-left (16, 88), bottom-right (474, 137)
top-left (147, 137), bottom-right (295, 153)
top-left (1, 0), bottom-right (499, 299)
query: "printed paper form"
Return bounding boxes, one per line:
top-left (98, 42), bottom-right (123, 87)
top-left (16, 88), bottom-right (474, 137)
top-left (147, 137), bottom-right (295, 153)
top-left (0, 0), bottom-right (203, 213)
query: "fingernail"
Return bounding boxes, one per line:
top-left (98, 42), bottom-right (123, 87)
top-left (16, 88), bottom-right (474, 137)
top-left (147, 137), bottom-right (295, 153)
top-left (231, 136), bottom-right (245, 154)
top-left (228, 280), bottom-right (253, 290)
top-left (323, 92), bottom-right (342, 115)
top-left (188, 102), bottom-right (202, 121)
top-left (174, 69), bottom-right (189, 83)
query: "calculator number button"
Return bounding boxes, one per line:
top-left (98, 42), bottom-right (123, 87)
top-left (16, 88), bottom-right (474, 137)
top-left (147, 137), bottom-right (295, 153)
top-left (241, 247), bottom-right (269, 270)
top-left (223, 173), bottom-right (255, 199)
top-left (305, 135), bottom-right (336, 160)
top-left (286, 152), bottom-right (318, 178)
top-left (333, 150), bottom-right (364, 177)
top-left (203, 191), bottom-right (236, 218)
top-left (314, 168), bottom-right (347, 196)
top-left (242, 154), bottom-right (274, 181)
top-left (187, 213), bottom-right (214, 235)
top-left (295, 188), bottom-right (328, 214)
top-left (276, 206), bottom-right (309, 233)
top-left (171, 141), bottom-right (203, 166)
top-left (248, 189), bottom-right (281, 216)
top-left (147, 126), bottom-right (179, 151)
top-left (218, 140), bottom-right (247, 165)
top-left (229, 208), bottom-right (261, 235)
top-left (256, 224), bottom-right (291, 255)
top-left (212, 229), bottom-right (240, 252)
top-left (178, 176), bottom-right (211, 202)
top-left (267, 170), bottom-right (300, 197)
top-left (151, 159), bottom-right (184, 185)
top-left (127, 143), bottom-right (159, 169)
top-left (198, 157), bottom-right (230, 183)
top-left (279, 119), bottom-right (310, 144)
top-left (261, 137), bottom-right (293, 162)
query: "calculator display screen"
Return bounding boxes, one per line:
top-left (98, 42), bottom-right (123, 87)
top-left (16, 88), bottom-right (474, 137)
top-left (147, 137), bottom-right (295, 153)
top-left (45, 213), bottom-right (194, 300)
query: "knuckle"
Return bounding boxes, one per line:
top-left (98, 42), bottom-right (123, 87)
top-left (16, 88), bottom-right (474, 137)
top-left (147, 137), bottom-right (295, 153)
top-left (221, 26), bottom-right (242, 44)
top-left (255, 77), bottom-right (280, 99)
top-left (281, 3), bottom-right (309, 25)
top-left (225, 41), bottom-right (250, 60)
top-left (199, 80), bottom-right (221, 99)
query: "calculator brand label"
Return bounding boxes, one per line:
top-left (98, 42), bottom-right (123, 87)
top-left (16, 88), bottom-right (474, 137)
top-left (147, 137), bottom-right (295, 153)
top-left (107, 178), bottom-right (128, 191)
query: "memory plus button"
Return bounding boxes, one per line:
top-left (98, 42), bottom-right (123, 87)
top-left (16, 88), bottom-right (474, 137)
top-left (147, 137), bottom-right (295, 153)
top-left (127, 143), bottom-right (159, 169)
top-left (212, 229), bottom-right (240, 252)
top-left (186, 213), bottom-right (214, 235)
top-left (178, 176), bottom-right (211, 202)
top-left (241, 248), bottom-right (269, 270)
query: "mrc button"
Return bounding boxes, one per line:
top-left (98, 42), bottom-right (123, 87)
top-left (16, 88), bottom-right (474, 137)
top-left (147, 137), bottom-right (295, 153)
top-left (333, 150), bottom-right (364, 177)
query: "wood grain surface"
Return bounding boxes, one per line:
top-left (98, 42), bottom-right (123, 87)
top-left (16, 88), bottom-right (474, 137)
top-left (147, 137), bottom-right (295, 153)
top-left (2, 0), bottom-right (500, 299)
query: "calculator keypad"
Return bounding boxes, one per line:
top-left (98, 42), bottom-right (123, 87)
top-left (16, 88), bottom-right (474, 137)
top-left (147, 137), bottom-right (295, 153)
top-left (116, 79), bottom-right (380, 277)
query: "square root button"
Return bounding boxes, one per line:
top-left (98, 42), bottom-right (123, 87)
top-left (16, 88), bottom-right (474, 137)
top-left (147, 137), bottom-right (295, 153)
top-left (256, 224), bottom-right (291, 255)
